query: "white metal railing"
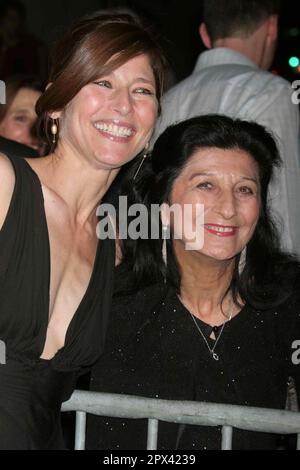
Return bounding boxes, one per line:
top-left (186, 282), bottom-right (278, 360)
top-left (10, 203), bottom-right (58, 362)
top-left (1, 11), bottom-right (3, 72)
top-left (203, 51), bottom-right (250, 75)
top-left (62, 390), bottom-right (300, 450)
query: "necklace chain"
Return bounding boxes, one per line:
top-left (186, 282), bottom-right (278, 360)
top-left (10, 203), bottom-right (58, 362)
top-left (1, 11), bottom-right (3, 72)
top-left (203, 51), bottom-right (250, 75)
top-left (189, 311), bottom-right (232, 361)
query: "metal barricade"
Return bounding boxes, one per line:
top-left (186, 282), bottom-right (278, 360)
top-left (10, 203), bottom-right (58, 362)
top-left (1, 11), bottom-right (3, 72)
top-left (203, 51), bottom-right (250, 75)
top-left (62, 390), bottom-right (300, 450)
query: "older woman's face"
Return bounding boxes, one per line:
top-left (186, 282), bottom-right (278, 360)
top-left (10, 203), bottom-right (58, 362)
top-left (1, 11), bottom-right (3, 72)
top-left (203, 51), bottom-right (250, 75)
top-left (170, 147), bottom-right (261, 262)
top-left (0, 87), bottom-right (41, 150)
top-left (55, 54), bottom-right (158, 169)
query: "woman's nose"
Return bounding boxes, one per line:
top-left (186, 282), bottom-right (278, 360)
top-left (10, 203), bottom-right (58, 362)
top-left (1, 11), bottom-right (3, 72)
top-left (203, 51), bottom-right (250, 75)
top-left (112, 88), bottom-right (133, 116)
top-left (216, 190), bottom-right (237, 219)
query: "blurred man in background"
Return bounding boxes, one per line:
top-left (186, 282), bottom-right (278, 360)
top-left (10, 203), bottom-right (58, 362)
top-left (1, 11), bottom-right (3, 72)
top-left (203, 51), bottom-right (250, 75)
top-left (154, 0), bottom-right (300, 255)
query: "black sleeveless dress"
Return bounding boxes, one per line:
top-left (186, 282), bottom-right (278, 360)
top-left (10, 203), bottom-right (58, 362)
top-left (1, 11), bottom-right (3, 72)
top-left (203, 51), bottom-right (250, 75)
top-left (0, 154), bottom-right (115, 449)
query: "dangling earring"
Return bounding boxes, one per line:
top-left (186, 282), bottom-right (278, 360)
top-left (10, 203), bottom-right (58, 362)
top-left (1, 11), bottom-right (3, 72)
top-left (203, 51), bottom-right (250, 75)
top-left (162, 224), bottom-right (168, 283)
top-left (133, 142), bottom-right (149, 180)
top-left (238, 246), bottom-right (247, 276)
top-left (51, 118), bottom-right (58, 144)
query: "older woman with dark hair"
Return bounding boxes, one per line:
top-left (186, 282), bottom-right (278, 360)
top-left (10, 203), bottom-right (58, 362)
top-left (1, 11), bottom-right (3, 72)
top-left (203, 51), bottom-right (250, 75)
top-left (0, 11), bottom-right (167, 449)
top-left (87, 115), bottom-right (300, 450)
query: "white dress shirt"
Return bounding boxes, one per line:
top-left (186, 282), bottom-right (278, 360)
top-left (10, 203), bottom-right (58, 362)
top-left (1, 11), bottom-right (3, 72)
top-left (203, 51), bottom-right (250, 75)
top-left (154, 48), bottom-right (300, 254)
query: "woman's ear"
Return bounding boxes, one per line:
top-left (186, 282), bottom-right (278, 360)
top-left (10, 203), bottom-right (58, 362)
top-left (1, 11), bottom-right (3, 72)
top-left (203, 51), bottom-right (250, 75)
top-left (46, 83), bottom-right (62, 119)
top-left (48, 111), bottom-right (61, 119)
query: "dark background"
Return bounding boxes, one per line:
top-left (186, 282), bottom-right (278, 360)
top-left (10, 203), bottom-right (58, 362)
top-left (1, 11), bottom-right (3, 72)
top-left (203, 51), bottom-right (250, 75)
top-left (15, 0), bottom-right (300, 83)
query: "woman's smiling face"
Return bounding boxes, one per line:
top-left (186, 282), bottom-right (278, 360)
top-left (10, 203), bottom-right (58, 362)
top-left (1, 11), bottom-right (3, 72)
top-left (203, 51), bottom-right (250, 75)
top-left (170, 146), bottom-right (261, 261)
top-left (54, 54), bottom-right (158, 169)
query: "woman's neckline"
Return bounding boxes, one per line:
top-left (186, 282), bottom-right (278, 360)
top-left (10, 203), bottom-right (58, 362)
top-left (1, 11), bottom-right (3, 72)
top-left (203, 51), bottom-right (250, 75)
top-left (22, 156), bottom-right (102, 362)
top-left (174, 291), bottom-right (249, 330)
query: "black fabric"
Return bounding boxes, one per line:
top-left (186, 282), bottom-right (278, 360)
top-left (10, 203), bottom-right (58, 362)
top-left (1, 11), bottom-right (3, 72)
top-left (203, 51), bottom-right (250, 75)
top-left (0, 153), bottom-right (115, 449)
top-left (87, 265), bottom-right (300, 450)
top-left (0, 136), bottom-right (39, 158)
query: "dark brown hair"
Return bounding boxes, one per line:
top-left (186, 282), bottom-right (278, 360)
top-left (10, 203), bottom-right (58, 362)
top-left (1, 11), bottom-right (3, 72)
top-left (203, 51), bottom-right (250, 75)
top-left (203, 0), bottom-right (281, 41)
top-left (36, 11), bottom-right (168, 146)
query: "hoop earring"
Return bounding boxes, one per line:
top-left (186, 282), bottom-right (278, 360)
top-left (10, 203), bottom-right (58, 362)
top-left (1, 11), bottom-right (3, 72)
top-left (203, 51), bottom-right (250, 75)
top-left (51, 118), bottom-right (58, 144)
top-left (133, 142), bottom-right (149, 180)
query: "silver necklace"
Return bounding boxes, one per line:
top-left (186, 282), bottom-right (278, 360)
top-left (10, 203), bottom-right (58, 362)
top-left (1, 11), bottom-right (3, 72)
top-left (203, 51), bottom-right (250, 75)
top-left (189, 311), bottom-right (232, 361)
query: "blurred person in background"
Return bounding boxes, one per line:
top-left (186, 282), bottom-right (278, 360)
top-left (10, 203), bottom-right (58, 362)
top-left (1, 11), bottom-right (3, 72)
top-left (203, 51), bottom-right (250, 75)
top-left (0, 74), bottom-right (44, 155)
top-left (154, 0), bottom-right (300, 256)
top-left (0, 0), bottom-right (48, 81)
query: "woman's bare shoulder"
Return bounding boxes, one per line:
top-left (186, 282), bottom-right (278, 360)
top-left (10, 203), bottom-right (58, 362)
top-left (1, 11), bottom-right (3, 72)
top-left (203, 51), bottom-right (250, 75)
top-left (0, 152), bottom-right (16, 230)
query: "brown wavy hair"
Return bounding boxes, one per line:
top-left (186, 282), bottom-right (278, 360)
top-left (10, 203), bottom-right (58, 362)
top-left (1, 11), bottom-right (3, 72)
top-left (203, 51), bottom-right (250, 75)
top-left (36, 11), bottom-right (168, 147)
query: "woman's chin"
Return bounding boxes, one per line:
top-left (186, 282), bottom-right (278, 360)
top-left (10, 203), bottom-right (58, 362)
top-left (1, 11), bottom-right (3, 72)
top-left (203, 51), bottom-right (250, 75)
top-left (199, 248), bottom-right (238, 263)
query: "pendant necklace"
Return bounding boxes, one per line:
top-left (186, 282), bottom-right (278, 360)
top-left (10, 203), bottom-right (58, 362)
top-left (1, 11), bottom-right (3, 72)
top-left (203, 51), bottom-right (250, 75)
top-left (189, 311), bottom-right (232, 361)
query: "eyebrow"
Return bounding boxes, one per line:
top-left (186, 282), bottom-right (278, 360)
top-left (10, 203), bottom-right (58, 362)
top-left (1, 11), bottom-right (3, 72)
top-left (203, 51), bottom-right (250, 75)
top-left (102, 70), bottom-right (155, 83)
top-left (189, 172), bottom-right (259, 184)
top-left (240, 176), bottom-right (259, 184)
top-left (128, 77), bottom-right (156, 88)
top-left (189, 172), bottom-right (214, 180)
top-left (134, 77), bottom-right (155, 84)
top-left (11, 108), bottom-right (31, 114)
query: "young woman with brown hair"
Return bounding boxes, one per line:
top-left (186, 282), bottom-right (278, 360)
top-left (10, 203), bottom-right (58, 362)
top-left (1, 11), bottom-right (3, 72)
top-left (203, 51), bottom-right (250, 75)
top-left (0, 10), bottom-right (167, 449)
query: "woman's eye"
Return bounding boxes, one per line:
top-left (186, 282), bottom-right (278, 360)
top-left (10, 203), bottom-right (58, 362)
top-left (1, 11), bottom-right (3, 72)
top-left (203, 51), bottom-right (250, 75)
top-left (94, 80), bottom-right (111, 88)
top-left (197, 181), bottom-right (213, 190)
top-left (14, 115), bottom-right (29, 123)
top-left (237, 186), bottom-right (254, 195)
top-left (134, 87), bottom-right (154, 95)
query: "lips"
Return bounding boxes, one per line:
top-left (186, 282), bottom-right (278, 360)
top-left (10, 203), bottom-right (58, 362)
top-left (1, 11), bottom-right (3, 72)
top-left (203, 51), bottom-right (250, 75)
top-left (204, 224), bottom-right (238, 237)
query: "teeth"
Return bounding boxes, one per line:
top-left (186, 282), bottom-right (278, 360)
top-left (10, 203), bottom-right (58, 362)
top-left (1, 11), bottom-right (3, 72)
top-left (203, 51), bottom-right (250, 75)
top-left (206, 225), bottom-right (235, 233)
top-left (94, 122), bottom-right (134, 137)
